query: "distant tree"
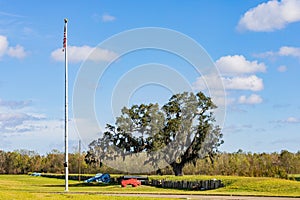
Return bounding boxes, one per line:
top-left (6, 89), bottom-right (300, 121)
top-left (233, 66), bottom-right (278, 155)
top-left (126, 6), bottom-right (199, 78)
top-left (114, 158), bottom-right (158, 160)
top-left (86, 92), bottom-right (223, 176)
top-left (4, 151), bottom-right (22, 174)
top-left (43, 149), bottom-right (64, 173)
top-left (279, 150), bottom-right (294, 174)
top-left (68, 152), bottom-right (88, 174)
top-left (0, 150), bottom-right (6, 173)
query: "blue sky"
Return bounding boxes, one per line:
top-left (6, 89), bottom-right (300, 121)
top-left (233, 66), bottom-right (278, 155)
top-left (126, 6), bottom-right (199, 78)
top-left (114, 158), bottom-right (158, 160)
top-left (0, 0), bottom-right (300, 154)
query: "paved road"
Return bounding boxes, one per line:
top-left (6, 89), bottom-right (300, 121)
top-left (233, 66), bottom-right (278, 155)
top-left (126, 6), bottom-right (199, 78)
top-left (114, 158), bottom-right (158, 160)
top-left (104, 193), bottom-right (300, 200)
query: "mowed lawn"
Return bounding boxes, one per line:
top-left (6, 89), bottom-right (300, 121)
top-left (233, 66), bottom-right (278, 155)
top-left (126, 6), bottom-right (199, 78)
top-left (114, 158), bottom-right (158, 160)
top-left (0, 175), bottom-right (300, 199)
top-left (0, 175), bottom-right (177, 200)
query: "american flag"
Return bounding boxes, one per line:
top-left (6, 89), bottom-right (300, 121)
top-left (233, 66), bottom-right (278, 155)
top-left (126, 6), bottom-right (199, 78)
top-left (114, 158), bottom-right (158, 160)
top-left (62, 24), bottom-right (66, 51)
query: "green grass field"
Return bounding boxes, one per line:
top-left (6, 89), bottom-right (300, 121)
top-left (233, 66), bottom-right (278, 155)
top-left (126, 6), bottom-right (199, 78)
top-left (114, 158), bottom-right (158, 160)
top-left (0, 174), bottom-right (300, 199)
top-left (0, 175), bottom-right (177, 200)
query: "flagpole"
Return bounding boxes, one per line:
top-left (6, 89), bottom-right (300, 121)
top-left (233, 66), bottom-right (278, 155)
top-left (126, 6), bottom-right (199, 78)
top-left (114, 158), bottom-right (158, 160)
top-left (63, 18), bottom-right (69, 192)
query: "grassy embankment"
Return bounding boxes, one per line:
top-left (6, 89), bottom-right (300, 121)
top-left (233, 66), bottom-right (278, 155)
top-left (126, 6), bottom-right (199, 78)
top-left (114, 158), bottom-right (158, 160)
top-left (0, 174), bottom-right (300, 199)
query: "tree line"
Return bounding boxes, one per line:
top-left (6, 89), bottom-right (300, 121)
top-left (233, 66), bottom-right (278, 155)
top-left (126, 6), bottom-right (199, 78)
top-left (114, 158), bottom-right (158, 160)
top-left (182, 149), bottom-right (300, 178)
top-left (0, 149), bottom-right (299, 178)
top-left (0, 149), bottom-right (106, 175)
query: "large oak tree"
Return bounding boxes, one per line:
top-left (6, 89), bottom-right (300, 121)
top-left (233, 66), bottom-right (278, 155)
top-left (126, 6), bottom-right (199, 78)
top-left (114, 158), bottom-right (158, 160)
top-left (85, 92), bottom-right (223, 176)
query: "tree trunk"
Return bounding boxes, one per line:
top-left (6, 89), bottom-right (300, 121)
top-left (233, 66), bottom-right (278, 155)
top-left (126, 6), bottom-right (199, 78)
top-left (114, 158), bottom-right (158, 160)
top-left (171, 162), bottom-right (184, 176)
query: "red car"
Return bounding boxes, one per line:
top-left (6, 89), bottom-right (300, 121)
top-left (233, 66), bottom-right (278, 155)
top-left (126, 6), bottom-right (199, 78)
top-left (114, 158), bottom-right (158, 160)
top-left (121, 178), bottom-right (141, 187)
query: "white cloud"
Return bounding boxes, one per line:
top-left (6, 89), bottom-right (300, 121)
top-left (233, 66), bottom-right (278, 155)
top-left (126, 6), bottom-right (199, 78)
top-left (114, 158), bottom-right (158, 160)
top-left (0, 99), bottom-right (32, 109)
top-left (216, 55), bottom-right (266, 76)
top-left (192, 74), bottom-right (224, 91)
top-left (278, 46), bottom-right (300, 57)
top-left (276, 116), bottom-right (300, 124)
top-left (238, 0), bottom-right (300, 32)
top-left (0, 35), bottom-right (8, 57)
top-left (0, 99), bottom-right (43, 133)
top-left (102, 13), bottom-right (116, 22)
top-left (238, 94), bottom-right (263, 104)
top-left (0, 11), bottom-right (24, 18)
top-left (0, 112), bottom-right (43, 133)
top-left (285, 117), bottom-right (300, 123)
top-left (222, 75), bottom-right (264, 91)
top-left (51, 45), bottom-right (118, 63)
top-left (0, 35), bottom-right (27, 59)
top-left (255, 46), bottom-right (300, 59)
top-left (254, 51), bottom-right (276, 59)
top-left (7, 45), bottom-right (27, 59)
top-left (193, 74), bottom-right (263, 92)
top-left (277, 65), bottom-right (287, 72)
top-left (91, 13), bottom-right (116, 23)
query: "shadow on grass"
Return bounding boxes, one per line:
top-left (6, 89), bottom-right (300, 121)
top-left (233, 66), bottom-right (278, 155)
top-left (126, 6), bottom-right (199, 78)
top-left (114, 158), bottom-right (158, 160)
top-left (293, 177), bottom-right (300, 182)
